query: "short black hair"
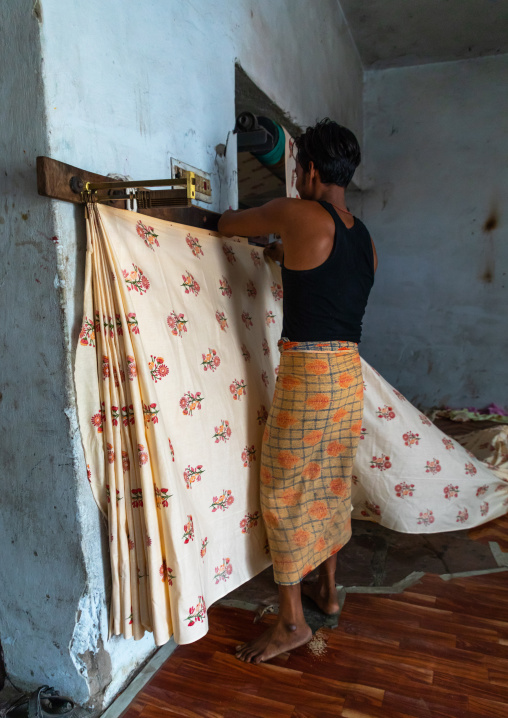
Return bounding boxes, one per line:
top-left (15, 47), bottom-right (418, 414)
top-left (294, 118), bottom-right (361, 187)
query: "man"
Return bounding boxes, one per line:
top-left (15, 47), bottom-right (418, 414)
top-left (218, 118), bottom-right (377, 664)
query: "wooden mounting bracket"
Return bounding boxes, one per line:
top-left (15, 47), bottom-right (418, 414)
top-left (36, 156), bottom-right (221, 232)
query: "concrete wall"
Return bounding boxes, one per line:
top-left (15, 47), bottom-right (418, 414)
top-left (0, 0), bottom-right (363, 710)
top-left (360, 55), bottom-right (508, 409)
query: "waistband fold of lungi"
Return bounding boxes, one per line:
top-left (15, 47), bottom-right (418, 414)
top-left (278, 338), bottom-right (358, 353)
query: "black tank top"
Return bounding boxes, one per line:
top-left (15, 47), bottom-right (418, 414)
top-left (281, 200), bottom-right (374, 343)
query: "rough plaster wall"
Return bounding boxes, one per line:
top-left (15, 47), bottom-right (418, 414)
top-left (0, 0), bottom-right (91, 703)
top-left (360, 55), bottom-right (508, 408)
top-left (9, 0), bottom-right (363, 708)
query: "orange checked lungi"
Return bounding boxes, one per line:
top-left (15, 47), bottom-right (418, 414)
top-left (260, 339), bottom-right (364, 585)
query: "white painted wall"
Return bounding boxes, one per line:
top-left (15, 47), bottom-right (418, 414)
top-left (1, 0), bottom-right (363, 710)
top-left (360, 55), bottom-right (508, 409)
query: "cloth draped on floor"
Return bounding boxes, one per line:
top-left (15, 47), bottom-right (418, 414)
top-left (261, 340), bottom-right (363, 585)
top-left (76, 203), bottom-right (508, 647)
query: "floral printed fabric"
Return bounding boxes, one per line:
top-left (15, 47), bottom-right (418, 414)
top-left (351, 363), bottom-right (508, 530)
top-left (76, 204), bottom-right (282, 646)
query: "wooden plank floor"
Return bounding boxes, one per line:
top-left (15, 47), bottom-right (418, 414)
top-left (121, 570), bottom-right (508, 718)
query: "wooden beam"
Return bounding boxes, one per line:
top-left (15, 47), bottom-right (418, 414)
top-left (36, 156), bottom-right (221, 232)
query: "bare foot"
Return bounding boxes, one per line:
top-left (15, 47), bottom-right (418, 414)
top-left (301, 581), bottom-right (340, 615)
top-left (235, 618), bottom-right (312, 664)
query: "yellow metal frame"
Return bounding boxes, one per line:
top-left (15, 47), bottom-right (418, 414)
top-left (81, 173), bottom-right (196, 206)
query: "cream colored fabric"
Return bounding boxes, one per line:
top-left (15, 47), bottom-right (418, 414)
top-left (351, 363), bottom-right (508, 531)
top-left (76, 204), bottom-right (282, 645)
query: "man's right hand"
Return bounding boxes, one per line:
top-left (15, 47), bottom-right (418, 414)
top-left (264, 241), bottom-right (284, 264)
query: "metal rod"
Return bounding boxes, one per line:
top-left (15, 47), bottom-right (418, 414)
top-left (85, 176), bottom-right (195, 191)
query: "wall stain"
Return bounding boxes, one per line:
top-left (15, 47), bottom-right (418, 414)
top-left (480, 205), bottom-right (500, 283)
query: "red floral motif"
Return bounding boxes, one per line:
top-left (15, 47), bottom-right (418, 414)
top-left (137, 219), bottom-right (159, 250)
top-left (112, 366), bottom-right (124, 387)
top-left (155, 486), bottom-right (172, 508)
top-left (106, 442), bottom-right (115, 465)
top-left (263, 539), bottom-right (271, 555)
top-left (480, 502), bottom-right (489, 516)
top-left (106, 485), bottom-right (121, 503)
top-left (200, 538), bottom-right (208, 560)
top-left (246, 280), bottom-right (257, 298)
top-left (215, 310), bottom-right (228, 331)
top-left (214, 557), bottom-right (233, 584)
top-left (241, 445), bottom-right (256, 467)
top-left (210, 489), bottom-right (234, 512)
top-left (219, 276), bottom-right (232, 298)
top-left (417, 510), bottom-right (435, 526)
top-left (111, 405), bottom-right (120, 426)
top-left (261, 370), bottom-right (269, 387)
top-left (145, 533), bottom-right (152, 548)
top-left (270, 282), bottom-right (283, 301)
top-left (370, 454), bottom-right (392, 471)
top-left (182, 515), bottom-right (194, 543)
top-left (377, 405), bottom-right (396, 420)
top-left (230, 378), bottom-right (247, 401)
top-left (91, 403), bottom-right (106, 433)
top-left (241, 344), bottom-right (251, 361)
top-left (201, 348), bottom-right (221, 372)
top-left (465, 462), bottom-right (477, 476)
top-left (185, 596), bottom-right (206, 626)
top-left (262, 339), bottom-right (270, 356)
top-left (213, 419), bottom-right (232, 443)
top-left (240, 511), bottom-right (259, 534)
top-left (149, 355), bottom-right (169, 382)
top-left (121, 451), bottom-right (130, 473)
top-left (114, 314), bottom-right (124, 336)
top-left (160, 560), bottom-right (176, 585)
top-left (126, 355), bottom-right (137, 381)
top-left (402, 430), bottom-right (420, 447)
top-left (102, 355), bottom-right (110, 380)
top-left (131, 487), bottom-right (143, 507)
top-left (181, 271), bottom-right (200, 296)
top-left (442, 438), bottom-right (454, 451)
top-left (94, 311), bottom-right (101, 335)
top-left (361, 501), bottom-right (381, 518)
top-left (137, 444), bottom-right (148, 468)
top-left (168, 438), bottom-right (175, 462)
top-left (476, 484), bottom-right (489, 497)
top-left (274, 365), bottom-right (279, 376)
top-left (167, 310), bottom-right (188, 337)
top-left (102, 315), bottom-right (114, 337)
top-left (222, 243), bottom-right (236, 263)
top-left (126, 312), bottom-right (140, 334)
top-left (183, 464), bottom-right (205, 489)
top-left (186, 233), bottom-right (203, 258)
top-left (456, 508), bottom-right (469, 523)
top-left (394, 482), bottom-right (415, 498)
top-left (180, 390), bottom-right (204, 416)
top-left (79, 316), bottom-right (96, 347)
top-left (425, 458), bottom-right (441, 475)
top-left (393, 389), bottom-right (406, 401)
top-left (241, 311), bottom-right (253, 329)
top-left (419, 413), bottom-right (432, 427)
top-left (250, 249), bottom-right (261, 267)
top-left (122, 404), bottom-right (135, 426)
top-left (122, 264), bottom-right (150, 294)
top-left (352, 475), bottom-right (359, 485)
top-left (444, 484), bottom-right (460, 499)
top-left (128, 538), bottom-right (135, 551)
top-left (86, 464), bottom-right (91, 482)
top-left (257, 405), bottom-right (268, 425)
top-left (143, 402), bottom-right (159, 425)
top-left (360, 427), bottom-right (368, 440)
top-left (265, 310), bottom-right (276, 326)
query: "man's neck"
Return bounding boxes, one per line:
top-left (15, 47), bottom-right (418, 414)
top-left (313, 184), bottom-right (347, 210)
